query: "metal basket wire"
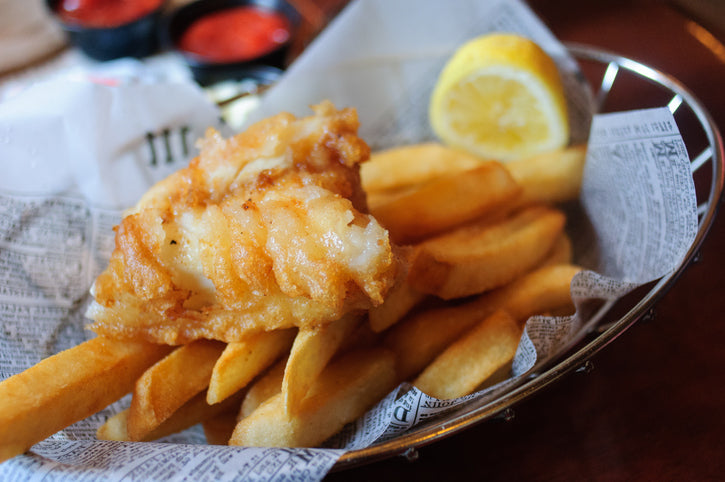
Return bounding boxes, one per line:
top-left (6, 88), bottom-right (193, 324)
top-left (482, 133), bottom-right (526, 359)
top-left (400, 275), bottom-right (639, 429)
top-left (334, 43), bottom-right (725, 470)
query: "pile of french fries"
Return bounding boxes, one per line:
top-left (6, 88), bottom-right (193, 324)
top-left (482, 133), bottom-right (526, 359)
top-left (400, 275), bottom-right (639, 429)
top-left (0, 141), bottom-right (586, 462)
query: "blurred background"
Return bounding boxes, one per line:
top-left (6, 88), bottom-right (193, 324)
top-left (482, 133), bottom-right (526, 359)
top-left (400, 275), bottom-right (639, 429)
top-left (0, 0), bottom-right (722, 93)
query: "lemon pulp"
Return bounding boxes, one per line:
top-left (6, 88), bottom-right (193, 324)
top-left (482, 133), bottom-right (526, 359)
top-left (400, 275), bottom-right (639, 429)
top-left (429, 34), bottom-right (569, 161)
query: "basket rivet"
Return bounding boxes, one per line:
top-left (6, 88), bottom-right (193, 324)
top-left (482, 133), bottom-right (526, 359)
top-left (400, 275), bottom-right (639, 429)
top-left (642, 307), bottom-right (656, 322)
top-left (576, 360), bottom-right (594, 374)
top-left (502, 407), bottom-right (515, 422)
top-left (402, 447), bottom-right (419, 462)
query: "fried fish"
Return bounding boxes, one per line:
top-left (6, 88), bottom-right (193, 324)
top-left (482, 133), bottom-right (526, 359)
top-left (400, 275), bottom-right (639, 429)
top-left (86, 102), bottom-right (398, 345)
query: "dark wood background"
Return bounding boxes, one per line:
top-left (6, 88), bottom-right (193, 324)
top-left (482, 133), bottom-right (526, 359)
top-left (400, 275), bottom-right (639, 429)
top-left (287, 1), bottom-right (725, 480)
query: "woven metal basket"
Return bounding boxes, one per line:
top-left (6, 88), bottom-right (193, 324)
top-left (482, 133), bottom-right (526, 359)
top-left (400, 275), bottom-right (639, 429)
top-left (334, 43), bottom-right (725, 470)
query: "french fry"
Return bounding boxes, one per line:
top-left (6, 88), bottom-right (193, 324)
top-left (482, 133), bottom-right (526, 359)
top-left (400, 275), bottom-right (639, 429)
top-left (207, 329), bottom-right (296, 405)
top-left (0, 337), bottom-right (170, 462)
top-left (505, 144), bottom-right (586, 206)
top-left (368, 246), bottom-right (425, 333)
top-left (384, 302), bottom-right (481, 382)
top-left (413, 310), bottom-right (522, 399)
top-left (240, 357), bottom-right (286, 419)
top-left (361, 142), bottom-right (483, 193)
top-left (229, 347), bottom-right (397, 447)
top-left (366, 187), bottom-right (412, 211)
top-left (369, 161), bottom-right (521, 244)
top-left (476, 263), bottom-right (581, 322)
top-left (96, 410), bottom-right (130, 442)
top-left (368, 280), bottom-right (426, 333)
top-left (98, 388), bottom-right (246, 442)
top-left (282, 313), bottom-right (362, 414)
top-left (408, 205), bottom-right (566, 299)
top-left (127, 339), bottom-right (225, 441)
top-left (385, 263), bottom-right (580, 380)
top-left (539, 232), bottom-right (573, 267)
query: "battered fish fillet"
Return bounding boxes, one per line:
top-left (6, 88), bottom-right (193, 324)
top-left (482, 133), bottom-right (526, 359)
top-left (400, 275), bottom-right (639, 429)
top-left (86, 102), bottom-right (398, 345)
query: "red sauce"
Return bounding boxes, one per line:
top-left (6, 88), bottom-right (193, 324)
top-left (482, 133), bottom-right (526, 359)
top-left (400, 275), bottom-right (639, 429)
top-left (178, 6), bottom-right (291, 63)
top-left (56, 0), bottom-right (163, 28)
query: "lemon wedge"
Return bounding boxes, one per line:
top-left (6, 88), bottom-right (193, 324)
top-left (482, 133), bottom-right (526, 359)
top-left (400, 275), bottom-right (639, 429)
top-left (429, 33), bottom-right (569, 161)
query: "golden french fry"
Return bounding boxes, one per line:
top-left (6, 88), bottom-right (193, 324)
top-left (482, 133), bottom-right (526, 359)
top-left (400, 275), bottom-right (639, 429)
top-left (366, 187), bottom-right (412, 212)
top-left (282, 313), bottom-right (362, 414)
top-left (361, 142), bottom-right (483, 193)
top-left (368, 246), bottom-right (425, 333)
top-left (385, 263), bottom-right (580, 380)
top-left (505, 144), bottom-right (586, 206)
top-left (413, 310), bottom-right (522, 399)
top-left (99, 389), bottom-right (246, 442)
top-left (476, 263), bottom-right (581, 322)
top-left (0, 337), bottom-right (170, 462)
top-left (539, 232), bottom-right (572, 267)
top-left (127, 339), bottom-right (225, 441)
top-left (369, 161), bottom-right (521, 244)
top-left (384, 303), bottom-right (479, 382)
top-left (207, 329), bottom-right (296, 405)
top-left (96, 410), bottom-right (130, 442)
top-left (408, 205), bottom-right (565, 299)
top-left (368, 280), bottom-right (426, 333)
top-left (230, 347), bottom-right (397, 447)
top-left (240, 357), bottom-right (287, 419)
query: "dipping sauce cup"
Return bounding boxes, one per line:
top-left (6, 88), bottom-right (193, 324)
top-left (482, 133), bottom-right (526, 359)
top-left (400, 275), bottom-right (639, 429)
top-left (167, 0), bottom-right (300, 86)
top-left (47, 0), bottom-right (165, 61)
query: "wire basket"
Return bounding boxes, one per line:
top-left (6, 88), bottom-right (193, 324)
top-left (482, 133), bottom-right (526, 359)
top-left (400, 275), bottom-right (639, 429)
top-left (333, 43), bottom-right (725, 470)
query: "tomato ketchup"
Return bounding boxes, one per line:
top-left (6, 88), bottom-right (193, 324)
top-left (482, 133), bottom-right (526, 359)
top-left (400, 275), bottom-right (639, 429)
top-left (178, 6), bottom-right (292, 63)
top-left (56, 0), bottom-right (163, 28)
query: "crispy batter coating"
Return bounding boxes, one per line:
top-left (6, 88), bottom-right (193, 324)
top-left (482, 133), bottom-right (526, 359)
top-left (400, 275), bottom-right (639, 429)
top-left (86, 102), bottom-right (398, 344)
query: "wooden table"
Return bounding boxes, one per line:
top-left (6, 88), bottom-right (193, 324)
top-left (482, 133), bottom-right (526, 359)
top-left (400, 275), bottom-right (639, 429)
top-left (316, 1), bottom-right (725, 480)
